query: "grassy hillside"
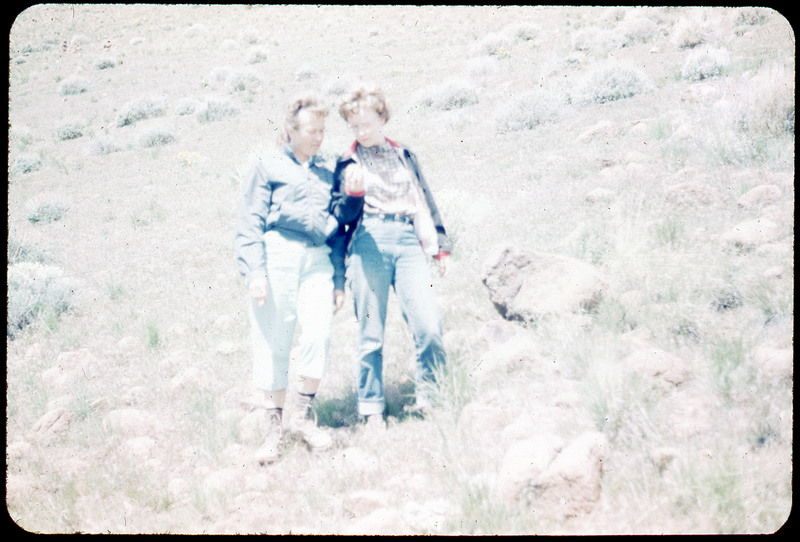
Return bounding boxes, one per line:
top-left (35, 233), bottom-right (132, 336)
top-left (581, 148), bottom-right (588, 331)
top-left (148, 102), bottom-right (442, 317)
top-left (7, 5), bottom-right (794, 535)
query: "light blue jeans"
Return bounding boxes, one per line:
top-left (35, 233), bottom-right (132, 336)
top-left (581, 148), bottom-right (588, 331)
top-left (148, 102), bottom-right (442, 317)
top-left (347, 215), bottom-right (446, 416)
top-left (249, 230), bottom-right (334, 391)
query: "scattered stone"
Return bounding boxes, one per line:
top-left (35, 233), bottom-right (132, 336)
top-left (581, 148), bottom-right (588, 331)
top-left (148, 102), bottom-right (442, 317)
top-left (576, 120), bottom-right (625, 143)
top-left (721, 218), bottom-right (781, 248)
top-left (624, 346), bottom-right (691, 386)
top-left (169, 366), bottom-right (212, 392)
top-left (29, 407), bottom-right (73, 439)
top-left (471, 332), bottom-right (542, 381)
top-left (664, 181), bottom-right (720, 206)
top-left (344, 489), bottom-right (392, 518)
top-left (532, 431), bottom-right (608, 518)
top-left (117, 335), bottom-right (140, 351)
top-left (216, 341), bottom-right (240, 356)
top-left (752, 346), bottom-right (793, 381)
top-left (119, 436), bottom-right (158, 461)
top-left (331, 446), bottom-right (380, 474)
top-left (103, 408), bottom-right (163, 437)
top-left (40, 349), bottom-right (101, 390)
top-left (585, 187), bottom-right (615, 203)
top-left (482, 244), bottom-right (608, 322)
top-left (737, 184), bottom-right (782, 210)
top-left (497, 434), bottom-right (563, 504)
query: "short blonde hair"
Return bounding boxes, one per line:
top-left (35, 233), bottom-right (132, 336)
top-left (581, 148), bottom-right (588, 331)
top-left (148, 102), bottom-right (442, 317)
top-left (337, 84), bottom-right (391, 123)
top-left (281, 93), bottom-right (329, 143)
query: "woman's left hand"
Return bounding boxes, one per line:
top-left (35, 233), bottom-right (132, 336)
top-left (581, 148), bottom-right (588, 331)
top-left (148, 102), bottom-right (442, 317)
top-left (333, 289), bottom-right (345, 314)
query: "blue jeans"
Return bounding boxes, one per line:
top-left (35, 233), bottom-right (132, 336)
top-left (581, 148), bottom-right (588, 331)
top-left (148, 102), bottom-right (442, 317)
top-left (347, 215), bottom-right (446, 416)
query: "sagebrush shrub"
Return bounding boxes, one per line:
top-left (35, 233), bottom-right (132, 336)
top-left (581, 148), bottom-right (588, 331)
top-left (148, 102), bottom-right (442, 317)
top-left (470, 31), bottom-right (514, 57)
top-left (116, 97), bottom-right (167, 127)
top-left (495, 90), bottom-right (561, 132)
top-left (56, 122), bottom-right (84, 141)
top-left (175, 98), bottom-right (200, 116)
top-left (10, 155), bottom-right (42, 175)
top-left (196, 96), bottom-right (239, 123)
top-left (25, 198), bottom-right (67, 223)
top-left (680, 47), bottom-right (731, 81)
top-left (246, 45), bottom-right (269, 64)
top-left (58, 76), bottom-right (89, 96)
top-left (574, 65), bottom-right (652, 105)
top-left (417, 80), bottom-right (479, 111)
top-left (225, 70), bottom-right (262, 94)
top-left (671, 13), bottom-right (711, 49)
top-left (85, 135), bottom-right (122, 156)
top-left (7, 261), bottom-right (76, 339)
top-left (140, 126), bottom-right (177, 148)
top-left (94, 57), bottom-right (117, 70)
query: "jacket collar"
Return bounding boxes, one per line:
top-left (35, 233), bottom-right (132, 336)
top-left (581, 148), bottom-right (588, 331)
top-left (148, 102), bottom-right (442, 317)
top-left (281, 143), bottom-right (323, 167)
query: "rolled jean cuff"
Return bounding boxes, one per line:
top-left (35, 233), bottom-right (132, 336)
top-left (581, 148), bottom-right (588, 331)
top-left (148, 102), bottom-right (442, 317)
top-left (358, 400), bottom-right (385, 417)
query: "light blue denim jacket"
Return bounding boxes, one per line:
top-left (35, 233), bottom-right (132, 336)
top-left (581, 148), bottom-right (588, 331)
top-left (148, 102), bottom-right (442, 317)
top-left (233, 145), bottom-right (346, 290)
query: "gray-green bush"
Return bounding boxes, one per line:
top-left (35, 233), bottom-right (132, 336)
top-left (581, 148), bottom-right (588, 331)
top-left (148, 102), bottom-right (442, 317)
top-left (116, 97), bottom-right (168, 127)
top-left (574, 65), bottom-right (653, 105)
top-left (7, 261), bottom-right (77, 339)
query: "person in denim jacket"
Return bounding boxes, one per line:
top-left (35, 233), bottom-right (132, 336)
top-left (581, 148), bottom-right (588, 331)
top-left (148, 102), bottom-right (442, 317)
top-left (331, 84), bottom-right (451, 431)
top-left (234, 94), bottom-right (345, 464)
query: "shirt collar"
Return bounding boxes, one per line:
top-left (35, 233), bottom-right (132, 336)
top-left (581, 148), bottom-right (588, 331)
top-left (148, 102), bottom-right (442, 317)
top-left (282, 143), bottom-right (321, 168)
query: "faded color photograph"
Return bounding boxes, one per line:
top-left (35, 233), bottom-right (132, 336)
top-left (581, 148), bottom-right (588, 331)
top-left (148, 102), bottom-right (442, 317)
top-left (7, 5), bottom-right (793, 535)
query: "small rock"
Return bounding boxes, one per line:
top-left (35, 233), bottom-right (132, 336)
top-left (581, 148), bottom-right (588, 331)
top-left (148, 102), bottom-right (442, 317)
top-left (737, 184), bottom-right (782, 210)
top-left (722, 218), bottom-right (781, 248)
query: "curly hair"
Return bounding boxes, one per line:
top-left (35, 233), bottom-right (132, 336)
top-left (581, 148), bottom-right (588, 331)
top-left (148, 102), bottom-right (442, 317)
top-left (280, 93), bottom-right (329, 144)
top-left (337, 84), bottom-right (391, 123)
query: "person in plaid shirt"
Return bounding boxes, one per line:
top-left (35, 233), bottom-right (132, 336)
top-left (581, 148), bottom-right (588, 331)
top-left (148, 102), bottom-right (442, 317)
top-left (331, 84), bottom-right (451, 431)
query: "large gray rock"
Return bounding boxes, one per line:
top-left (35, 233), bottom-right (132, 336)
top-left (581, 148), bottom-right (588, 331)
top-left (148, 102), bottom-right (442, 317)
top-left (482, 244), bottom-right (609, 322)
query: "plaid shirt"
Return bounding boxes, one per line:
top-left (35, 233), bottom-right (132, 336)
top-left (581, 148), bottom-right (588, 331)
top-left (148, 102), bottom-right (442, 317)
top-left (355, 141), bottom-right (420, 216)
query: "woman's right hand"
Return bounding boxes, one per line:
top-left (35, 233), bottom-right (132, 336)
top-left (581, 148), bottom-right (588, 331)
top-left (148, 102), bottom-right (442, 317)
top-left (344, 164), bottom-right (365, 195)
top-left (249, 277), bottom-right (269, 306)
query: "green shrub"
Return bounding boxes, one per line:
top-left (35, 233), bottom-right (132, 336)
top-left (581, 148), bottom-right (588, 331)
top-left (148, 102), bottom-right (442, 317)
top-left (116, 96), bottom-right (167, 127)
top-left (140, 126), bottom-right (177, 148)
top-left (245, 45), bottom-right (269, 64)
top-left (56, 121), bottom-right (84, 141)
top-left (225, 69), bottom-right (263, 94)
top-left (58, 76), bottom-right (89, 96)
top-left (7, 261), bottom-right (77, 339)
top-left (574, 65), bottom-right (652, 105)
top-left (470, 31), bottom-right (514, 57)
top-left (7, 236), bottom-right (52, 265)
top-left (175, 98), bottom-right (200, 116)
top-left (196, 96), bottom-right (239, 123)
top-left (671, 13), bottom-right (711, 49)
top-left (10, 155), bottom-right (42, 174)
top-left (25, 198), bottom-right (67, 223)
top-left (495, 90), bottom-right (561, 133)
top-left (94, 57), bottom-right (118, 70)
top-left (417, 80), bottom-right (479, 111)
top-left (681, 47), bottom-right (732, 81)
top-left (86, 135), bottom-right (122, 156)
